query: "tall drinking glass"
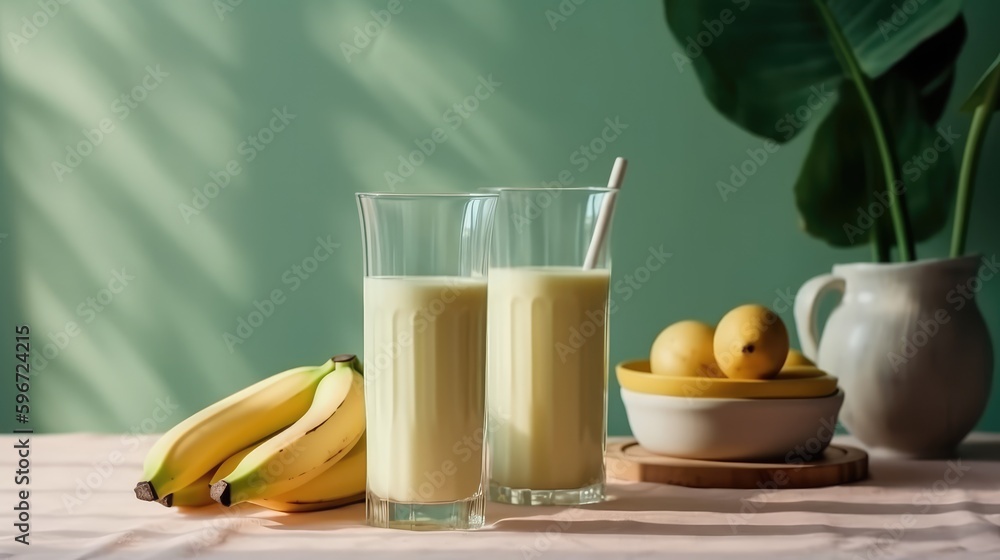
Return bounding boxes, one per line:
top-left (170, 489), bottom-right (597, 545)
top-left (357, 193), bottom-right (497, 530)
top-left (487, 187), bottom-right (617, 506)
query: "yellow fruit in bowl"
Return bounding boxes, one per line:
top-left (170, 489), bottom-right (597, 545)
top-left (650, 320), bottom-right (724, 377)
top-left (713, 304), bottom-right (789, 380)
top-left (784, 348), bottom-right (814, 368)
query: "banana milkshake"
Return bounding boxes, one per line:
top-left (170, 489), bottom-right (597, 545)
top-left (487, 267), bottom-right (610, 501)
top-left (364, 276), bottom-right (488, 504)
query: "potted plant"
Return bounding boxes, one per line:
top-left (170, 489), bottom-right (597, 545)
top-left (664, 0), bottom-right (998, 457)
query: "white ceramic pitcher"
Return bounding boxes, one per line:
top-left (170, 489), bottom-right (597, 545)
top-left (794, 256), bottom-right (994, 457)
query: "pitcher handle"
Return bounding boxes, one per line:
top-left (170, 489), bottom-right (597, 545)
top-left (794, 273), bottom-right (846, 361)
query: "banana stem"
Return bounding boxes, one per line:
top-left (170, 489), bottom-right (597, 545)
top-left (813, 0), bottom-right (916, 262)
top-left (866, 134), bottom-right (890, 262)
top-left (871, 224), bottom-right (890, 262)
top-left (950, 68), bottom-right (1000, 257)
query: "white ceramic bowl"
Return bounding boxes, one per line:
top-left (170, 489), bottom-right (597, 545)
top-left (621, 388), bottom-right (844, 461)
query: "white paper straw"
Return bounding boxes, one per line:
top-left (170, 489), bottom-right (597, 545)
top-left (583, 157), bottom-right (627, 270)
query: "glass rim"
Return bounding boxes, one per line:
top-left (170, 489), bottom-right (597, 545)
top-left (356, 192), bottom-right (498, 199)
top-left (479, 186), bottom-right (616, 193)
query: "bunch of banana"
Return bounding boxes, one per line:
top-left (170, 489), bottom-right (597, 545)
top-left (211, 356), bottom-right (365, 506)
top-left (159, 435), bottom-right (366, 511)
top-left (136, 354), bottom-right (367, 513)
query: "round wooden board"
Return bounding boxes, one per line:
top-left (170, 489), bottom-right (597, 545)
top-left (605, 440), bottom-right (868, 489)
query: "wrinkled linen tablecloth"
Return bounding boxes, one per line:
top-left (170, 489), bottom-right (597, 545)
top-left (1, 434), bottom-right (999, 559)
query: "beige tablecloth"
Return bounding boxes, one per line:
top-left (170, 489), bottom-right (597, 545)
top-left (2, 434), bottom-right (999, 559)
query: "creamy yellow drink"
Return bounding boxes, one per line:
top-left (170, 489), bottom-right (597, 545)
top-left (364, 276), bottom-right (487, 503)
top-left (487, 267), bottom-right (610, 495)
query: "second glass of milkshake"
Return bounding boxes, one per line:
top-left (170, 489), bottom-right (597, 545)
top-left (486, 187), bottom-right (616, 506)
top-left (357, 192), bottom-right (497, 530)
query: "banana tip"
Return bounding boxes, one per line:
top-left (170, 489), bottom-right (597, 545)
top-left (156, 494), bottom-right (173, 508)
top-left (134, 481), bottom-right (158, 502)
top-left (332, 354), bottom-right (356, 363)
top-left (210, 481), bottom-right (232, 506)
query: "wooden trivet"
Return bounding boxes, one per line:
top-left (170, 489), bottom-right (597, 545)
top-left (606, 440), bottom-right (868, 489)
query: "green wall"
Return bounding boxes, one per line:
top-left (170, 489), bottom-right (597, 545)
top-left (1, 0), bottom-right (998, 435)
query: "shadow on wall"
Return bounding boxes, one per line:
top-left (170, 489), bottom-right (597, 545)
top-left (0, 0), bottom-right (541, 432)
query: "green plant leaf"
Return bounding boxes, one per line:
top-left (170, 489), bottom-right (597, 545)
top-left (961, 53), bottom-right (1000, 112)
top-left (890, 15), bottom-right (966, 122)
top-left (664, 0), bottom-right (963, 141)
top-left (794, 75), bottom-right (956, 247)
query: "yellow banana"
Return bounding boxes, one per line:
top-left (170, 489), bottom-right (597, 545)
top-left (158, 435), bottom-right (267, 507)
top-left (157, 438), bottom-right (266, 508)
top-left (211, 441), bottom-right (262, 484)
top-left (134, 357), bottom-right (340, 501)
top-left (156, 469), bottom-right (214, 508)
top-left (211, 356), bottom-right (365, 506)
top-left (254, 492), bottom-right (365, 513)
top-left (251, 434), bottom-right (367, 512)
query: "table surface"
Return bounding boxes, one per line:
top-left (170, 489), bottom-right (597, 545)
top-left (2, 434), bottom-right (999, 560)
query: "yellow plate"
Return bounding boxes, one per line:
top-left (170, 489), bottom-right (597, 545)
top-left (616, 360), bottom-right (838, 399)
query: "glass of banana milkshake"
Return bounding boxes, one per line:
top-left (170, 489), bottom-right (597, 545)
top-left (487, 187), bottom-right (617, 505)
top-left (357, 192), bottom-right (496, 530)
